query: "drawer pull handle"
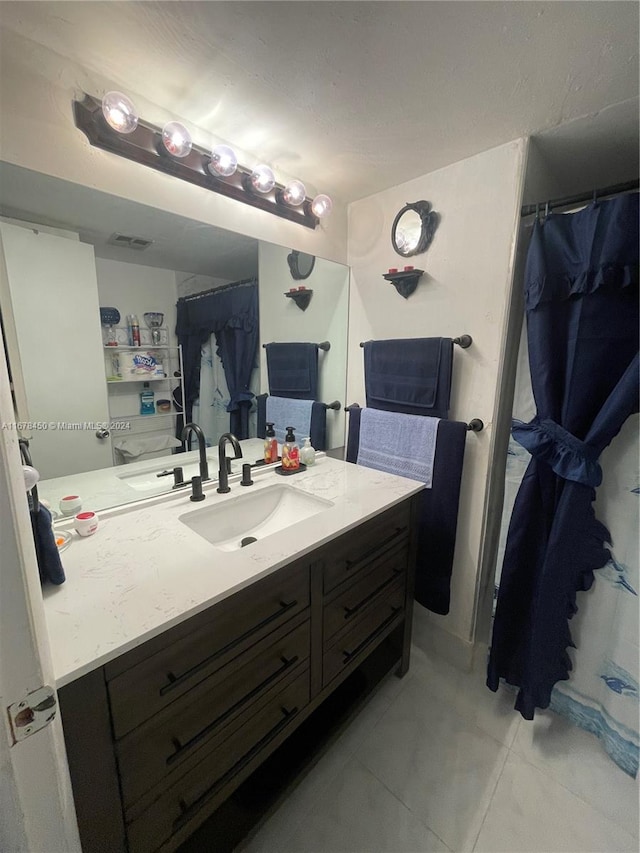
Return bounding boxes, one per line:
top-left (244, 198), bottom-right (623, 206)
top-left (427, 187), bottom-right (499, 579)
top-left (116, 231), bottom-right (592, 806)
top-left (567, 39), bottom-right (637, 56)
top-left (343, 572), bottom-right (403, 619)
top-left (344, 526), bottom-right (407, 572)
top-left (173, 704), bottom-right (299, 832)
top-left (165, 654), bottom-right (300, 766)
top-left (159, 599), bottom-right (299, 697)
top-left (342, 606), bottom-right (402, 664)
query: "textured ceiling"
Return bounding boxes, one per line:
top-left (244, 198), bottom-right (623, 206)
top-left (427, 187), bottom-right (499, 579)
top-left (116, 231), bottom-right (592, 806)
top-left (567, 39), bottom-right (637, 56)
top-left (0, 1), bottom-right (638, 202)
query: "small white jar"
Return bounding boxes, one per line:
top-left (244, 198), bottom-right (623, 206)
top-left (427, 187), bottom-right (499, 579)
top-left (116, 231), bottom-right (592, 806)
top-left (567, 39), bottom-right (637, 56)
top-left (59, 495), bottom-right (82, 516)
top-left (74, 511), bottom-right (99, 537)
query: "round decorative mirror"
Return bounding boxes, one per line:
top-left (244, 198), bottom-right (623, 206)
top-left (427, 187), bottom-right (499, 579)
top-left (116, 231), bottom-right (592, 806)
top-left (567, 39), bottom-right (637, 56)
top-left (287, 249), bottom-right (316, 280)
top-left (392, 200), bottom-right (439, 257)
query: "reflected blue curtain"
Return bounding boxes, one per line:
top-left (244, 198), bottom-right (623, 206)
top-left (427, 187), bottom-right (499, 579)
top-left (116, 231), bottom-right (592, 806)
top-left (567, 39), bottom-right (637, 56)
top-left (488, 194), bottom-right (639, 719)
top-left (176, 279), bottom-right (258, 439)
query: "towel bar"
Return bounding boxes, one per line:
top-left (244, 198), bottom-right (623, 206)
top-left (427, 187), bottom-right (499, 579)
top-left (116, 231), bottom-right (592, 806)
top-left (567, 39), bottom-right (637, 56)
top-left (263, 340), bottom-right (330, 351)
top-left (323, 400), bottom-right (341, 411)
top-left (345, 403), bottom-right (483, 432)
top-left (452, 335), bottom-right (472, 348)
top-left (359, 335), bottom-right (472, 348)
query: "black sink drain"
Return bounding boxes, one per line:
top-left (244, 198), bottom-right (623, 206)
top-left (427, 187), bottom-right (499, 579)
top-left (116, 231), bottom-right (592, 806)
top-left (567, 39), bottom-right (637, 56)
top-left (240, 536), bottom-right (258, 548)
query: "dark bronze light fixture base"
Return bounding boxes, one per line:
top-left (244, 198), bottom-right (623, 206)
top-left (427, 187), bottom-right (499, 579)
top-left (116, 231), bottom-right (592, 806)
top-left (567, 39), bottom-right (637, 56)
top-left (73, 94), bottom-right (319, 229)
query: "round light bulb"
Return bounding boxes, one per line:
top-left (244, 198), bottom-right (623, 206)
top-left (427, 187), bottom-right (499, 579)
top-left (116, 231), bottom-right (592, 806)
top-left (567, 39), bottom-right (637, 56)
top-left (282, 180), bottom-right (306, 207)
top-left (161, 121), bottom-right (193, 158)
top-left (311, 193), bottom-right (333, 219)
top-left (249, 164), bottom-right (275, 193)
top-left (101, 91), bottom-right (138, 134)
top-left (208, 145), bottom-right (238, 177)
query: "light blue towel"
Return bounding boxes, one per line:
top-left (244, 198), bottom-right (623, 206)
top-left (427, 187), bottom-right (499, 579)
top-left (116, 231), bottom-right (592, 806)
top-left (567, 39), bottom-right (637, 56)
top-left (266, 396), bottom-right (314, 446)
top-left (356, 408), bottom-right (439, 487)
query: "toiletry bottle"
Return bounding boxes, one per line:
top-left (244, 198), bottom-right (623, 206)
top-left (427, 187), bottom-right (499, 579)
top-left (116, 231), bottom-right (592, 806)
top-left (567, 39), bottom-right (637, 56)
top-left (281, 426), bottom-right (299, 470)
top-left (140, 382), bottom-right (155, 415)
top-left (128, 314), bottom-right (141, 347)
top-left (300, 436), bottom-right (316, 466)
top-left (264, 422), bottom-right (278, 464)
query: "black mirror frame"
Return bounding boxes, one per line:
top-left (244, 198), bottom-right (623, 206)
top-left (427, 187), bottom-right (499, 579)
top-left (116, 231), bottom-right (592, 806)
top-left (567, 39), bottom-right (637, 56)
top-left (391, 200), bottom-right (439, 258)
top-left (287, 249), bottom-right (316, 280)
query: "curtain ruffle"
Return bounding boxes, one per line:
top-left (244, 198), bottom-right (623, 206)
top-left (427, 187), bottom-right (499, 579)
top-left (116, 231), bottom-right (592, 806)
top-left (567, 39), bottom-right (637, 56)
top-left (525, 263), bottom-right (637, 310)
top-left (525, 194), bottom-right (639, 310)
top-left (512, 417), bottom-right (602, 487)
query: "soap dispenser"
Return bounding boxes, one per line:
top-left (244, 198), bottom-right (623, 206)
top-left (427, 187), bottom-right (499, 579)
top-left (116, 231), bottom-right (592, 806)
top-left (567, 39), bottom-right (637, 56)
top-left (300, 436), bottom-right (316, 466)
top-left (264, 422), bottom-right (278, 464)
top-left (281, 426), bottom-right (300, 470)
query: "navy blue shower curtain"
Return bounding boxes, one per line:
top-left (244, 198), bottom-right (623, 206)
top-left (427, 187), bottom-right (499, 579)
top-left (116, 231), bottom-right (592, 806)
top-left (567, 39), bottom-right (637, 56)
top-left (176, 280), bottom-right (258, 439)
top-left (487, 193), bottom-right (639, 718)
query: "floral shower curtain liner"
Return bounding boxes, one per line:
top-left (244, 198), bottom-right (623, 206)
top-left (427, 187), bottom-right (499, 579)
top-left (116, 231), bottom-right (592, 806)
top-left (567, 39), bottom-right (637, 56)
top-left (488, 194), bottom-right (639, 775)
top-left (192, 336), bottom-right (231, 447)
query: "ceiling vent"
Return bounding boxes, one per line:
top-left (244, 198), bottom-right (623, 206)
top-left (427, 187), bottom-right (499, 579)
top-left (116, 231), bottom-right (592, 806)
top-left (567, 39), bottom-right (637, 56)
top-left (107, 233), bottom-right (153, 251)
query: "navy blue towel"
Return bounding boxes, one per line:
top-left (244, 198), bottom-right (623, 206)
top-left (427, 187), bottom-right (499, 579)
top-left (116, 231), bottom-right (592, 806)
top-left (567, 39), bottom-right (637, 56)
top-left (363, 338), bottom-right (453, 419)
top-left (265, 342), bottom-right (319, 400)
top-left (347, 407), bottom-right (466, 614)
top-left (32, 503), bottom-right (65, 586)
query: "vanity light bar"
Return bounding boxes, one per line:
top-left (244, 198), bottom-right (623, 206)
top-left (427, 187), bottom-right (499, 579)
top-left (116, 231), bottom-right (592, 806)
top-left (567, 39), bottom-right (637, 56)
top-left (73, 93), bottom-right (329, 229)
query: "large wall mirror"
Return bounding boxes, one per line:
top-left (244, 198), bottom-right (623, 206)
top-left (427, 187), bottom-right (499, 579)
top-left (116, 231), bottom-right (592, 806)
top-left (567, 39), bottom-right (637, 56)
top-left (0, 162), bottom-right (349, 513)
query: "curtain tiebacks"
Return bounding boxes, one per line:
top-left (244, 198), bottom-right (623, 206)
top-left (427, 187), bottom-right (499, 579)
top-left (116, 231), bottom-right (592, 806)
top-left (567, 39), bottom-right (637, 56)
top-left (512, 417), bottom-right (602, 487)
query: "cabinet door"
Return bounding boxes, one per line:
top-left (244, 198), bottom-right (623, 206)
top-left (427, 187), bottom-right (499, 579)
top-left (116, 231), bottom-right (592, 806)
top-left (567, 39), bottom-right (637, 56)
top-left (0, 222), bottom-right (112, 477)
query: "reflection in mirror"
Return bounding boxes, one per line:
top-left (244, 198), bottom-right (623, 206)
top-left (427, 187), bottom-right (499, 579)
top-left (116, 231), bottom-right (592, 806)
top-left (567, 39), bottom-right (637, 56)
top-left (0, 162), bottom-right (349, 514)
top-left (391, 200), bottom-right (439, 257)
top-left (286, 249), bottom-right (315, 280)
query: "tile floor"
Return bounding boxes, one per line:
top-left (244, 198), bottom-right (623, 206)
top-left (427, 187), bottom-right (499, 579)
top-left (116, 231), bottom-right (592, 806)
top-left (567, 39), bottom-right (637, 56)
top-left (237, 642), bottom-right (639, 853)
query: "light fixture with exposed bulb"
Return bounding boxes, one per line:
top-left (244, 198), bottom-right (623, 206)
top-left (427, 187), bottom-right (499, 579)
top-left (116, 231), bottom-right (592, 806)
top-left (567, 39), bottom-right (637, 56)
top-left (311, 194), bottom-right (333, 219)
top-left (77, 91), bottom-right (331, 227)
top-left (248, 164), bottom-right (275, 194)
top-left (101, 91), bottom-right (138, 134)
top-left (207, 145), bottom-right (238, 177)
top-left (161, 121), bottom-right (192, 158)
top-left (280, 180), bottom-right (306, 207)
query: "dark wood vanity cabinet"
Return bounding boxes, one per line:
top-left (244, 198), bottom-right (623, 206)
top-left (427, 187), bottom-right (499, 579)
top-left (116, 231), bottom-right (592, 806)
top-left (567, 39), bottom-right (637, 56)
top-left (58, 496), bottom-right (418, 853)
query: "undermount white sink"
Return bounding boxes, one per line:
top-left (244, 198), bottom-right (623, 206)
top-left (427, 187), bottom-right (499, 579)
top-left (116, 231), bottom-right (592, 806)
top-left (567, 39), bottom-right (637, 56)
top-left (179, 483), bottom-right (334, 552)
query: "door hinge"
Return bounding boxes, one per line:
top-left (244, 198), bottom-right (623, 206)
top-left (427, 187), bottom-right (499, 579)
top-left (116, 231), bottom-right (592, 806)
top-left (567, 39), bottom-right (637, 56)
top-left (7, 685), bottom-right (57, 744)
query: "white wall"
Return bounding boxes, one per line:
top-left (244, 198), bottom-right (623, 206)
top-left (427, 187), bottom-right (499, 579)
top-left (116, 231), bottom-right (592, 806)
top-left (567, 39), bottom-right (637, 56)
top-left (95, 257), bottom-right (179, 347)
top-left (0, 31), bottom-right (347, 267)
top-left (347, 140), bottom-right (526, 651)
top-left (258, 243), bottom-right (349, 450)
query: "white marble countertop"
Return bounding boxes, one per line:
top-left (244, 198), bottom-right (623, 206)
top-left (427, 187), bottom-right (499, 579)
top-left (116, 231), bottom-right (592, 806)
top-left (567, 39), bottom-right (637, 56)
top-left (42, 456), bottom-right (424, 688)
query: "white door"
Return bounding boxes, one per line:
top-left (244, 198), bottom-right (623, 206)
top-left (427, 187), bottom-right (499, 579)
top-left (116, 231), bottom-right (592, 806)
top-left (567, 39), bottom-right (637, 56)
top-left (0, 221), bottom-right (112, 478)
top-left (0, 324), bottom-right (81, 852)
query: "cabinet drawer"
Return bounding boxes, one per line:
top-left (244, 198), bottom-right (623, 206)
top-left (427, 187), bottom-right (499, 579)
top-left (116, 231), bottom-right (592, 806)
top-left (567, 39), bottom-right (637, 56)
top-left (108, 563), bottom-right (310, 738)
top-left (117, 617), bottom-right (310, 808)
top-left (323, 580), bottom-right (405, 686)
top-left (126, 669), bottom-right (310, 853)
top-left (323, 544), bottom-right (407, 642)
top-left (322, 503), bottom-right (410, 595)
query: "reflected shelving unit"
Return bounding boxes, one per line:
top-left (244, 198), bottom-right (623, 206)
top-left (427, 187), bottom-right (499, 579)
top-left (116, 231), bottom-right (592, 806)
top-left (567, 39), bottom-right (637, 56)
top-left (102, 330), bottom-right (184, 464)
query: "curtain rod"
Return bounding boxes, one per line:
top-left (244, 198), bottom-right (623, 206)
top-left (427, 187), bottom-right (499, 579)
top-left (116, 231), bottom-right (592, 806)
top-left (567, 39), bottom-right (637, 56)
top-left (520, 178), bottom-right (639, 218)
top-left (179, 276), bottom-right (257, 303)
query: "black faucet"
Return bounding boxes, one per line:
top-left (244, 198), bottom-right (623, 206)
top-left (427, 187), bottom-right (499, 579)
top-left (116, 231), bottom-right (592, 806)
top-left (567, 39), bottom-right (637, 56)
top-left (217, 433), bottom-right (243, 493)
top-left (181, 422), bottom-right (209, 483)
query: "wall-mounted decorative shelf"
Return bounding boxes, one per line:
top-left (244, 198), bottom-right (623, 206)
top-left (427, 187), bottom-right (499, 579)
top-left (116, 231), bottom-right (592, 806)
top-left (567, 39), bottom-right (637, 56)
top-left (382, 269), bottom-right (424, 299)
top-left (285, 289), bottom-right (313, 311)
